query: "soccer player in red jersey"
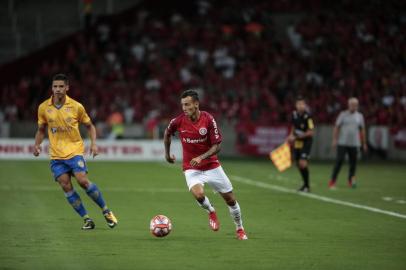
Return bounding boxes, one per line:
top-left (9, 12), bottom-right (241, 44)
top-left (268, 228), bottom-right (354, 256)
top-left (164, 90), bottom-right (248, 240)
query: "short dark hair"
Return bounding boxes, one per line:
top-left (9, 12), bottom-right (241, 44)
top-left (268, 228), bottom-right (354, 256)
top-left (181, 89), bottom-right (199, 101)
top-left (52, 73), bottom-right (69, 85)
top-left (296, 96), bottom-right (305, 102)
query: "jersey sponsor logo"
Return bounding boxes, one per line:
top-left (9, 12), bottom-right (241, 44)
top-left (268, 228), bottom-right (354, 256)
top-left (47, 109), bottom-right (53, 114)
top-left (50, 126), bottom-right (73, 134)
top-left (199, 127), bottom-right (207, 135)
top-left (66, 117), bottom-right (72, 123)
top-left (182, 137), bottom-right (207, 144)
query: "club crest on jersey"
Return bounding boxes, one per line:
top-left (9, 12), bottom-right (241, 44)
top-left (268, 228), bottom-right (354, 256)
top-left (77, 160), bottom-right (85, 168)
top-left (51, 127), bottom-right (57, 133)
top-left (199, 127), bottom-right (207, 136)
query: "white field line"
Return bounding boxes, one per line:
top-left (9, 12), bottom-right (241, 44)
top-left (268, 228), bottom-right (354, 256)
top-left (267, 174), bottom-right (319, 187)
top-left (230, 175), bottom-right (406, 220)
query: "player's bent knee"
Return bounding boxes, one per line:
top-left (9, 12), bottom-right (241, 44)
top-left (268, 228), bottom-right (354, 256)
top-left (190, 184), bottom-right (205, 200)
top-left (57, 174), bottom-right (71, 189)
top-left (57, 179), bottom-right (73, 192)
top-left (60, 184), bottom-right (73, 192)
top-left (191, 190), bottom-right (205, 202)
top-left (77, 179), bottom-right (91, 189)
top-left (75, 176), bottom-right (91, 189)
top-left (192, 192), bottom-right (205, 202)
top-left (221, 192), bottom-right (236, 206)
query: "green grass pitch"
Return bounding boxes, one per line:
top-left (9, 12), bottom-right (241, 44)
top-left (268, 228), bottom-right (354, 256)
top-left (0, 160), bottom-right (405, 270)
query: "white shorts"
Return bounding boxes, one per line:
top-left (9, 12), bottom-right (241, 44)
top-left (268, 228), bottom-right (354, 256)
top-left (184, 166), bottom-right (233, 193)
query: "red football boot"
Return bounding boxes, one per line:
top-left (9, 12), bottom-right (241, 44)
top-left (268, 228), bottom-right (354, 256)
top-left (236, 228), bottom-right (248, 240)
top-left (208, 211), bottom-right (220, 231)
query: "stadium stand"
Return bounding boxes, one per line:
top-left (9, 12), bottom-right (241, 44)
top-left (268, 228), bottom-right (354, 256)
top-left (0, 0), bottom-right (405, 138)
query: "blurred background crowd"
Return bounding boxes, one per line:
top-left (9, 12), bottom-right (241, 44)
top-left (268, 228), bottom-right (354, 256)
top-left (0, 0), bottom-right (405, 138)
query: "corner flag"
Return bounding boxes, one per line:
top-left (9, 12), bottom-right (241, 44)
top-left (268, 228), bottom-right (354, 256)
top-left (269, 142), bottom-right (292, 172)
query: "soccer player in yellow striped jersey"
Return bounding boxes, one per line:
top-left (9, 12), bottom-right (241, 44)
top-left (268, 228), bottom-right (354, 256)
top-left (33, 74), bottom-right (118, 230)
top-left (287, 97), bottom-right (314, 192)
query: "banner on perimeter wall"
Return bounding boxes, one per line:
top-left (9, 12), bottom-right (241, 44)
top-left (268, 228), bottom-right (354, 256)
top-left (236, 123), bottom-right (289, 156)
top-left (0, 139), bottom-right (182, 161)
top-left (368, 126), bottom-right (389, 150)
top-left (393, 128), bottom-right (406, 149)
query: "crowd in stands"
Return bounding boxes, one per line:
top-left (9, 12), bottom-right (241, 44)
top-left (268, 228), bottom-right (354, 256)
top-left (0, 0), bottom-right (405, 135)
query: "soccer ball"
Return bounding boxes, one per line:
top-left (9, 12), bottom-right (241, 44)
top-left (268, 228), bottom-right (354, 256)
top-left (150, 215), bottom-right (172, 237)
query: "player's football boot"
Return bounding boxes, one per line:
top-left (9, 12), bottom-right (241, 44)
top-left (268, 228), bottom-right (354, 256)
top-left (208, 211), bottom-right (220, 231)
top-left (298, 185), bottom-right (310, 193)
top-left (348, 177), bottom-right (357, 189)
top-left (103, 210), bottom-right (118, 228)
top-left (328, 180), bottom-right (337, 190)
top-left (82, 218), bottom-right (95, 230)
top-left (236, 228), bottom-right (248, 240)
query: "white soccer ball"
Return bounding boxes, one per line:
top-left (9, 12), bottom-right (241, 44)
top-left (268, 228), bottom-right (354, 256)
top-left (150, 215), bottom-right (172, 237)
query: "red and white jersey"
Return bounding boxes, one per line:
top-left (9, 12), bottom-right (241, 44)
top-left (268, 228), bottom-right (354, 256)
top-left (166, 111), bottom-right (222, 171)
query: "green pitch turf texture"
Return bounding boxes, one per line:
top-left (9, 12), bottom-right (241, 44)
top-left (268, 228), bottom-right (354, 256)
top-left (0, 160), bottom-right (405, 270)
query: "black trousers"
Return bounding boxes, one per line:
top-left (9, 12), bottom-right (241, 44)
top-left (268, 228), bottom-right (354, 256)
top-left (331, 146), bottom-right (358, 181)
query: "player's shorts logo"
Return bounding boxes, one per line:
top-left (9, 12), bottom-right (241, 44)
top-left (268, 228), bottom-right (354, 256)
top-left (78, 160), bottom-right (85, 168)
top-left (199, 128), bottom-right (207, 135)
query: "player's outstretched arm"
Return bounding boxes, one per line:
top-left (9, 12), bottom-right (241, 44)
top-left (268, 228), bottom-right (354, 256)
top-left (33, 124), bottom-right (46, 156)
top-left (190, 143), bottom-right (221, 167)
top-left (164, 129), bottom-right (175, 163)
top-left (85, 122), bottom-right (98, 158)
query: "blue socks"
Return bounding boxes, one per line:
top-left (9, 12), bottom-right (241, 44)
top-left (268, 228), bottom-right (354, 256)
top-left (65, 190), bottom-right (88, 218)
top-left (86, 183), bottom-right (108, 212)
top-left (64, 183), bottom-right (108, 219)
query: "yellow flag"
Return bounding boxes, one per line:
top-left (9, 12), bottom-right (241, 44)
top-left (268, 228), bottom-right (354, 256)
top-left (269, 142), bottom-right (292, 172)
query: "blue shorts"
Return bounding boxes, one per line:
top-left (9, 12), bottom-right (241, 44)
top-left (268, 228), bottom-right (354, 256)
top-left (50, 155), bottom-right (88, 180)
